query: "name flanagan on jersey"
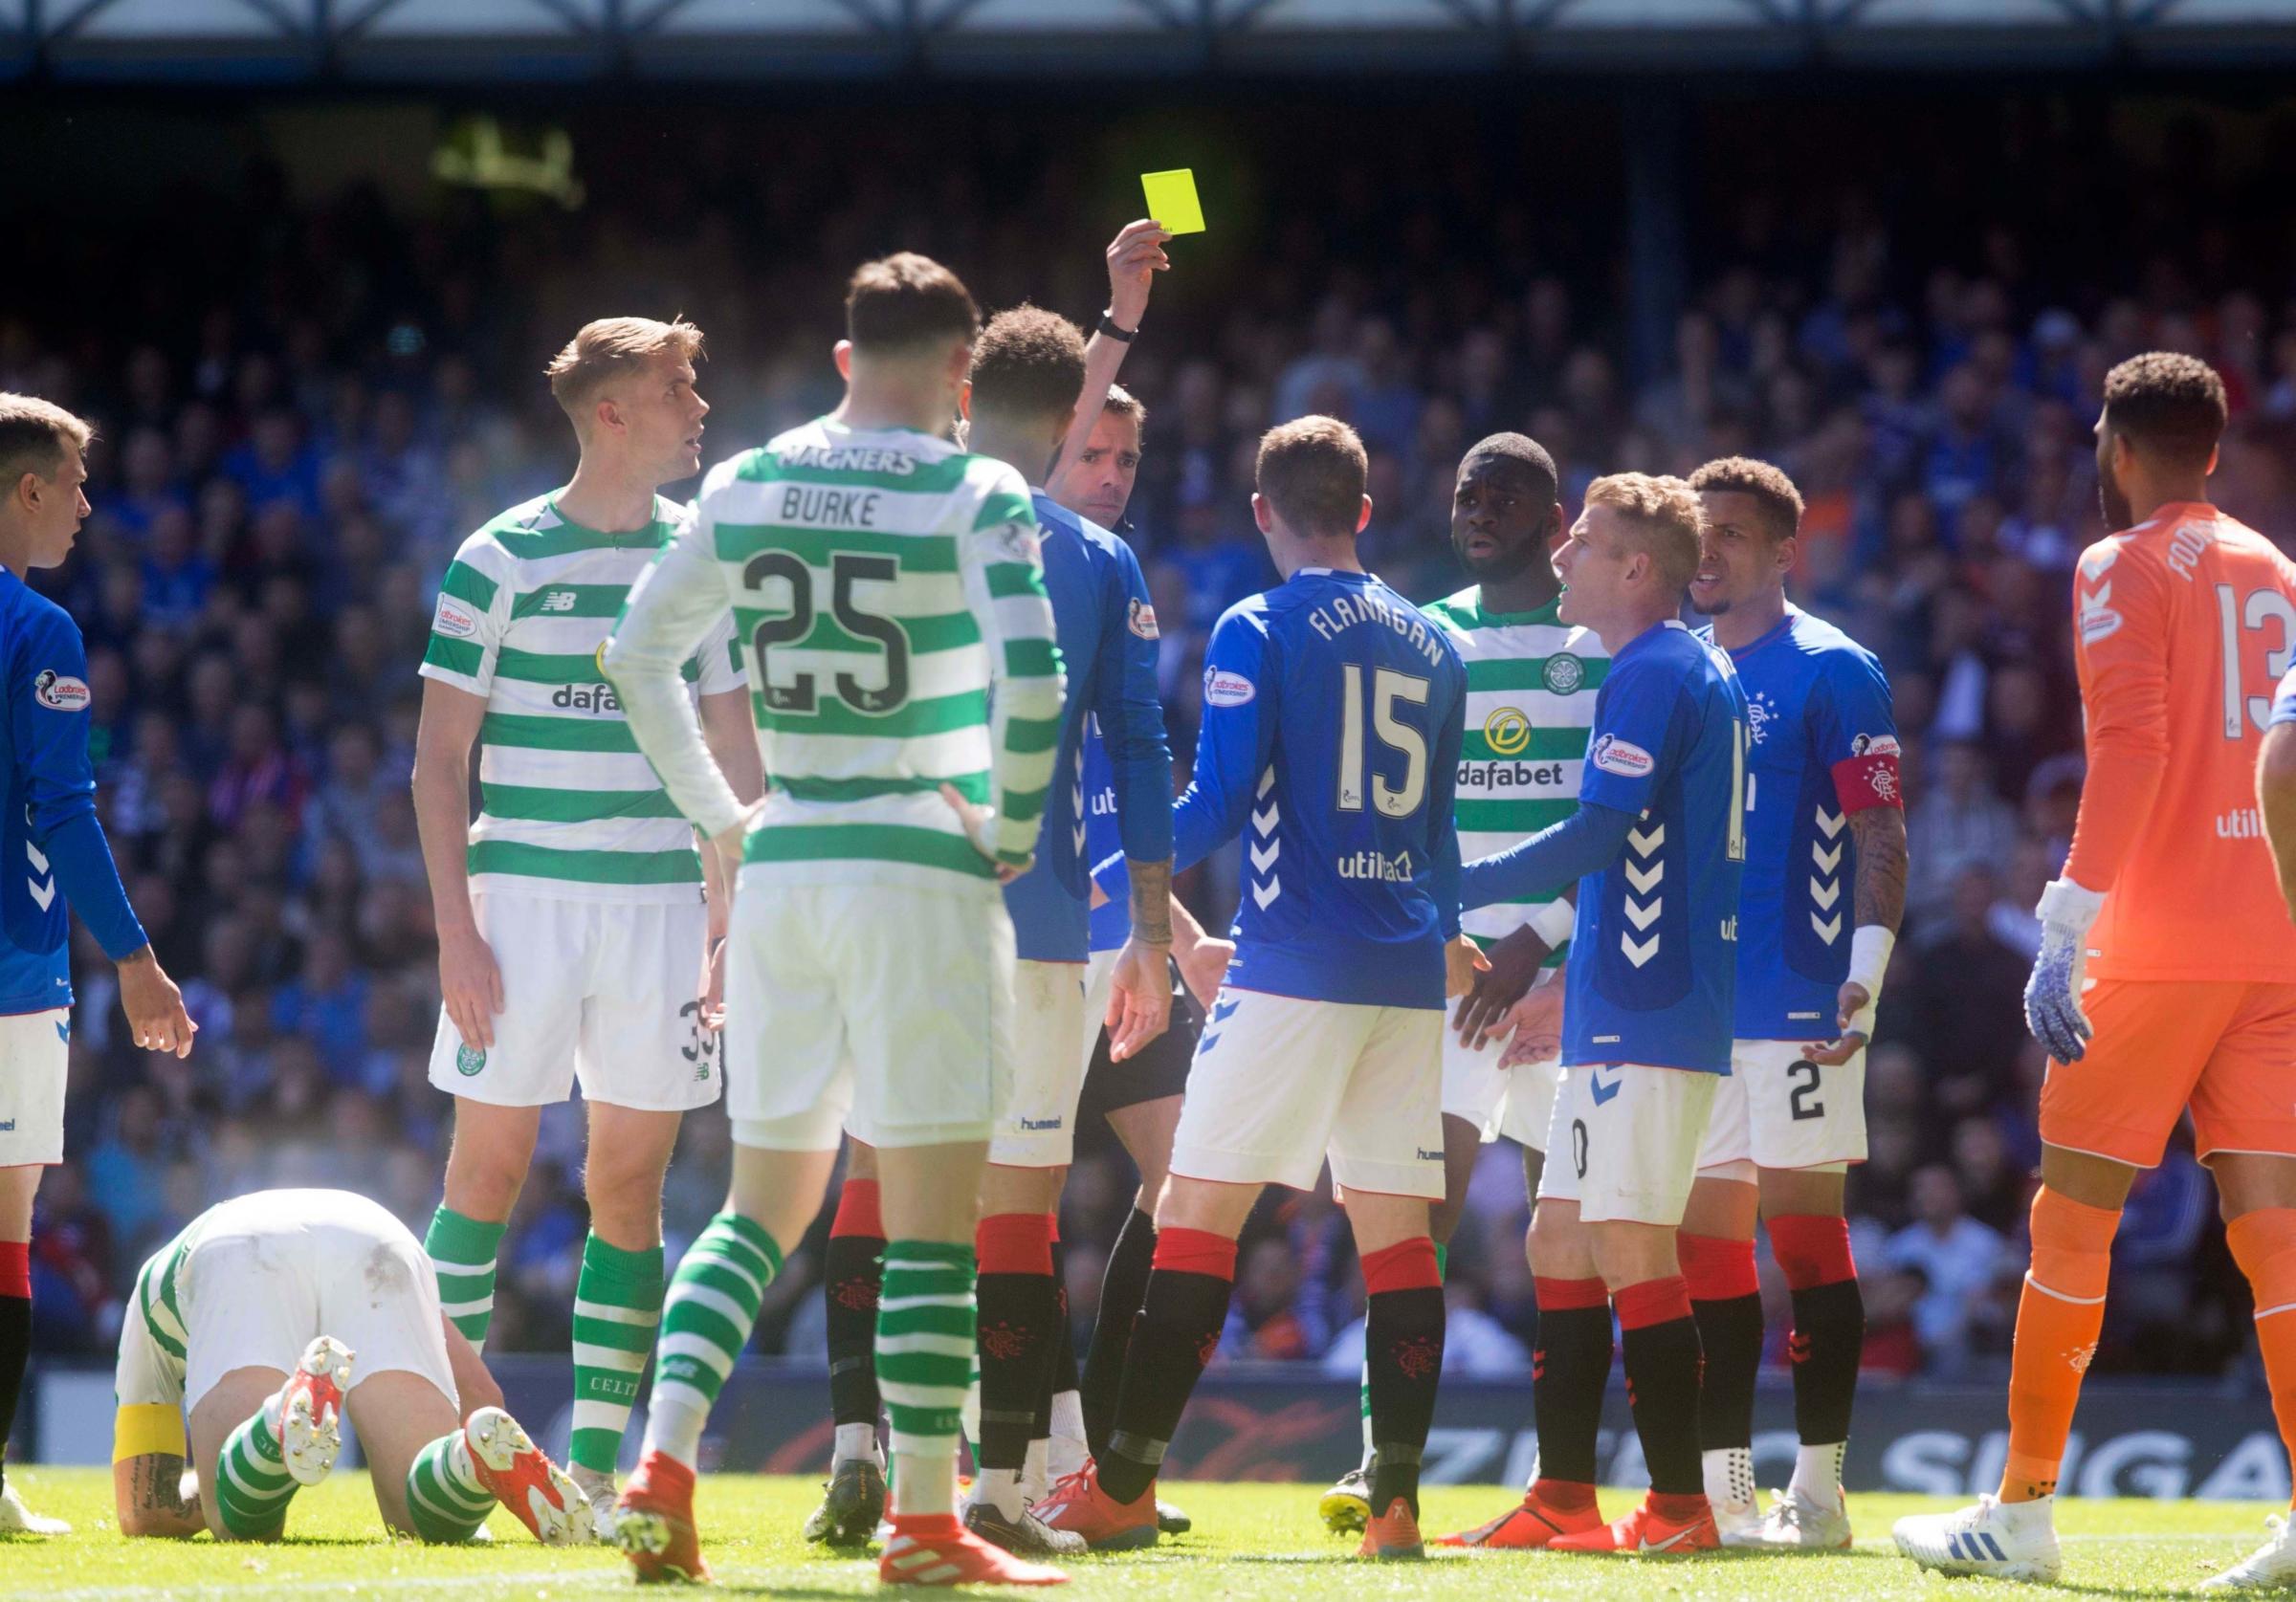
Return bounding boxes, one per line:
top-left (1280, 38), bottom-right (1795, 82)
top-left (1306, 590), bottom-right (1448, 669)
top-left (1337, 848), bottom-right (1415, 882)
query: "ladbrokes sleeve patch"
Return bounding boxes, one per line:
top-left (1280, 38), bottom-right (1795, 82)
top-left (1203, 668), bottom-right (1255, 709)
top-left (33, 670), bottom-right (89, 713)
top-left (1590, 734), bottom-right (1652, 778)
top-left (433, 595), bottom-right (478, 639)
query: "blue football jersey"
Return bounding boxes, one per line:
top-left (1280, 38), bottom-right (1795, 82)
top-left (1104, 567), bottom-right (1467, 1009)
top-left (0, 567), bottom-right (146, 1013)
top-left (1002, 493), bottom-right (1170, 963)
top-left (1080, 718), bottom-right (1130, 955)
top-left (1565, 620), bottom-right (1748, 1074)
top-left (1697, 605), bottom-right (1897, 1040)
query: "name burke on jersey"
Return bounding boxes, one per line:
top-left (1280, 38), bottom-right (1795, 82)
top-left (1305, 591), bottom-right (1448, 669)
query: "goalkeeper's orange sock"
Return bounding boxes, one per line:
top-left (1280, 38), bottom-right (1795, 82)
top-left (2224, 1208), bottom-right (2296, 1509)
top-left (1998, 1186), bottom-right (2118, 1503)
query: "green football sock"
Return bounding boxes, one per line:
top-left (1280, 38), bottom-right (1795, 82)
top-left (645, 1213), bottom-right (782, 1469)
top-left (426, 1206), bottom-right (508, 1351)
top-left (212, 1401), bottom-right (297, 1540)
top-left (571, 1233), bottom-right (665, 1475)
top-left (404, 1430), bottom-right (497, 1543)
top-left (877, 1240), bottom-right (976, 1518)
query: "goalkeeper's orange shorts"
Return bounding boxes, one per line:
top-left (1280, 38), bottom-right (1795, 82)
top-left (2037, 978), bottom-right (2296, 1168)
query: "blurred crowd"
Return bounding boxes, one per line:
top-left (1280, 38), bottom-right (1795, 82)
top-left (5, 94), bottom-right (2290, 1388)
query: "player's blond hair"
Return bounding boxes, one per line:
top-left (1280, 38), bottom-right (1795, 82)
top-left (0, 393), bottom-right (94, 487)
top-left (1585, 472), bottom-right (1703, 593)
top-left (544, 317), bottom-right (705, 421)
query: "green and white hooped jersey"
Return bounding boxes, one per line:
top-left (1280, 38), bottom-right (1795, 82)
top-left (420, 492), bottom-right (744, 904)
top-left (607, 418), bottom-right (1065, 891)
top-left (120, 1211), bottom-right (206, 1404)
top-left (1425, 586), bottom-right (1609, 953)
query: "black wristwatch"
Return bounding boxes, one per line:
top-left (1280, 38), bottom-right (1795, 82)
top-left (1096, 310), bottom-right (1137, 343)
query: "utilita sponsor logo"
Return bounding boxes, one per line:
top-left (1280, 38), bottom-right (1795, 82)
top-left (1336, 848), bottom-right (1414, 882)
top-left (554, 682), bottom-right (623, 713)
top-left (2219, 807), bottom-right (2265, 839)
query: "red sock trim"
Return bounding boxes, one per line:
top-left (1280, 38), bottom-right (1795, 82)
top-left (1359, 1237), bottom-right (1442, 1296)
top-left (1534, 1275), bottom-right (1609, 1312)
top-left (831, 1179), bottom-right (883, 1240)
top-left (1678, 1232), bottom-right (1759, 1302)
top-left (1152, 1227), bottom-right (1237, 1282)
top-left (1614, 1276), bottom-right (1692, 1330)
top-left (1532, 1478), bottom-right (1598, 1512)
top-left (976, 1212), bottom-right (1056, 1277)
top-left (1767, 1214), bottom-right (1855, 1290)
top-left (0, 1240), bottom-right (25, 1300)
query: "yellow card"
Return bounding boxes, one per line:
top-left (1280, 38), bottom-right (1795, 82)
top-left (1139, 168), bottom-right (1205, 234)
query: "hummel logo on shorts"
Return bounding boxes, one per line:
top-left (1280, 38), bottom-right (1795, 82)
top-left (1589, 1069), bottom-right (1623, 1106)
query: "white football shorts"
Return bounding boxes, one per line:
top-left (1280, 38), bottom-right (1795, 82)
top-left (1537, 1063), bottom-right (1719, 1226)
top-left (1697, 1038), bottom-right (1865, 1174)
top-left (428, 891), bottom-right (718, 1112)
top-left (1171, 990), bottom-right (1444, 1199)
top-left (1439, 1020), bottom-right (1560, 1152)
top-left (988, 956), bottom-right (1103, 1169)
top-left (0, 1008), bottom-right (69, 1166)
top-left (724, 881), bottom-right (1015, 1152)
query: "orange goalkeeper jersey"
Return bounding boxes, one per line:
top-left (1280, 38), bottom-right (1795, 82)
top-left (2065, 501), bottom-right (2296, 982)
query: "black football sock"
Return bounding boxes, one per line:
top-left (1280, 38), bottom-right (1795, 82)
top-left (1361, 1239), bottom-right (1446, 1519)
top-left (975, 1214), bottom-right (1057, 1475)
top-left (1770, 1215), bottom-right (1865, 1452)
top-left (1680, 1234), bottom-right (1762, 1456)
top-left (1617, 1277), bottom-right (1705, 1498)
top-left (824, 1182), bottom-right (886, 1450)
top-left (1082, 1207), bottom-right (1155, 1455)
top-left (0, 1240), bottom-right (28, 1498)
top-left (1099, 1229), bottom-right (1235, 1506)
top-left (1529, 1277), bottom-right (1612, 1487)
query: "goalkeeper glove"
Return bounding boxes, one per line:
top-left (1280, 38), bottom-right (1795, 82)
top-left (2023, 877), bottom-right (2106, 1064)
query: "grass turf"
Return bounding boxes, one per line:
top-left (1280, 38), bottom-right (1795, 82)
top-left (0, 1468), bottom-right (2284, 1598)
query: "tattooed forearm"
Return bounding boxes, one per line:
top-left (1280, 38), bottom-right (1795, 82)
top-left (1128, 857), bottom-right (1174, 947)
top-left (1849, 806), bottom-right (1909, 933)
top-left (121, 1453), bottom-right (202, 1537)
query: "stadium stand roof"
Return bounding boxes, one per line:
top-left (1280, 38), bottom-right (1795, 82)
top-left (5, 0), bottom-right (2295, 81)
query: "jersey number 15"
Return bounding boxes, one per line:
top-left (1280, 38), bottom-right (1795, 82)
top-left (1336, 664), bottom-right (1430, 819)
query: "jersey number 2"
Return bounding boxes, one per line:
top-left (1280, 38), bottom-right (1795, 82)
top-left (744, 551), bottom-right (911, 715)
top-left (1336, 665), bottom-right (1430, 818)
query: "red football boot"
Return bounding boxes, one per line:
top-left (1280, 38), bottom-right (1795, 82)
top-left (1032, 1460), bottom-right (1159, 1552)
top-left (1357, 1498), bottom-right (1424, 1560)
top-left (463, 1406), bottom-right (593, 1547)
top-left (615, 1448), bottom-right (710, 1583)
top-left (1436, 1483), bottom-right (1607, 1549)
top-left (1548, 1492), bottom-right (1719, 1555)
top-left (877, 1513), bottom-right (1069, 1586)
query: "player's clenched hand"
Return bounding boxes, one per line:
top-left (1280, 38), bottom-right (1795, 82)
top-left (1175, 933), bottom-right (1233, 1010)
top-left (1452, 924), bottom-right (1550, 1048)
top-left (117, 947), bottom-right (197, 1059)
top-left (2024, 877), bottom-right (2106, 1064)
top-left (1105, 936), bottom-right (1173, 1062)
top-left (697, 936), bottom-right (728, 1035)
top-left (1801, 980), bottom-right (1871, 1067)
top-left (437, 919), bottom-right (504, 1053)
top-left (1106, 220), bottom-right (1172, 330)
top-left (938, 782), bottom-right (1028, 885)
top-left (1445, 933), bottom-right (1490, 999)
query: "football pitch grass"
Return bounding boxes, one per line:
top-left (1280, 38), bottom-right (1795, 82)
top-left (0, 1469), bottom-right (2284, 1598)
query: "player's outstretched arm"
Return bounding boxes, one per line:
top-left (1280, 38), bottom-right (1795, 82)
top-left (1453, 887), bottom-right (1576, 1050)
top-left (2261, 719), bottom-right (2296, 925)
top-left (1459, 803), bottom-right (1636, 916)
top-left (113, 1405), bottom-right (202, 1539)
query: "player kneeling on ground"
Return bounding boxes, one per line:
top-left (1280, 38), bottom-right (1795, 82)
top-left (111, 1187), bottom-right (590, 1547)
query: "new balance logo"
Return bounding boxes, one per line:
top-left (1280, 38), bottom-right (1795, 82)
top-left (538, 589), bottom-right (579, 612)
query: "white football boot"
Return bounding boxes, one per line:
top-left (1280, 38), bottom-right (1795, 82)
top-left (1892, 1493), bottom-right (2062, 1583)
